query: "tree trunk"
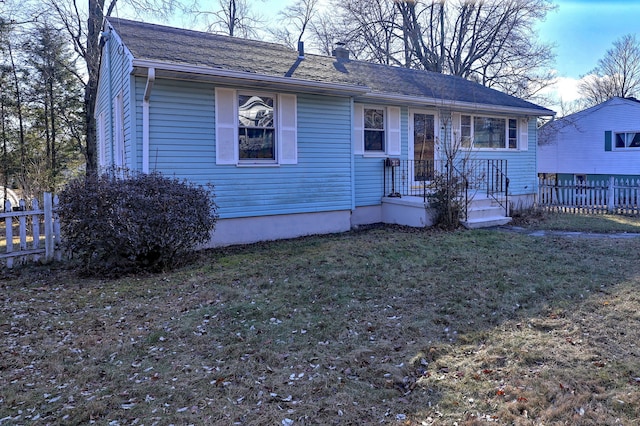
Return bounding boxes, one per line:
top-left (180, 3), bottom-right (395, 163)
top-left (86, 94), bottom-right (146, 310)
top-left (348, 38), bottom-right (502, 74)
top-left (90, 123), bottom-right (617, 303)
top-left (84, 0), bottom-right (105, 176)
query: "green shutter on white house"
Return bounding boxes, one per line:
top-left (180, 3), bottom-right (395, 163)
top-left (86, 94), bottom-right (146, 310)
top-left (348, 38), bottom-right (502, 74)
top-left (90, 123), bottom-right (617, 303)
top-left (353, 103), bottom-right (364, 154)
top-left (387, 106), bottom-right (401, 156)
top-left (519, 118), bottom-right (529, 151)
top-left (278, 94), bottom-right (298, 164)
top-left (605, 130), bottom-right (612, 151)
top-left (215, 87), bottom-right (238, 165)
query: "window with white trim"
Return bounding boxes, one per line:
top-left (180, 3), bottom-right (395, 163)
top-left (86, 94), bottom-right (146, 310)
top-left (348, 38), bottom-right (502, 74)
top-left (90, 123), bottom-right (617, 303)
top-left (459, 114), bottom-right (524, 150)
top-left (364, 107), bottom-right (385, 152)
top-left (615, 132), bottom-right (640, 148)
top-left (215, 87), bottom-right (297, 165)
top-left (353, 104), bottom-right (401, 156)
top-left (238, 94), bottom-right (275, 160)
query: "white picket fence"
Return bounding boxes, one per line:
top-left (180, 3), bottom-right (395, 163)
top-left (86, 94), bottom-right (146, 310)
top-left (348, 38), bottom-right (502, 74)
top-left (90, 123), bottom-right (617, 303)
top-left (1, 192), bottom-right (61, 268)
top-left (538, 177), bottom-right (640, 215)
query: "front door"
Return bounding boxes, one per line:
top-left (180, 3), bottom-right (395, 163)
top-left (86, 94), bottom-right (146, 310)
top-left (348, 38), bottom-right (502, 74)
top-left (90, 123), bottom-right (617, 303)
top-left (410, 111), bottom-right (436, 182)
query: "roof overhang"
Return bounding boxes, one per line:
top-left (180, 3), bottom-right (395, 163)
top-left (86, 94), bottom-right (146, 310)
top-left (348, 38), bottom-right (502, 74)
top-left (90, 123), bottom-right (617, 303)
top-left (130, 59), bottom-right (556, 117)
top-left (131, 59), bottom-right (370, 97)
top-left (359, 93), bottom-right (556, 117)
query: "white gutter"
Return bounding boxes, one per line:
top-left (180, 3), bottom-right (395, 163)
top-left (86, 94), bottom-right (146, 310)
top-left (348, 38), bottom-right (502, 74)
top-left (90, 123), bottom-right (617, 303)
top-left (361, 93), bottom-right (556, 117)
top-left (131, 59), bottom-right (554, 120)
top-left (131, 59), bottom-right (370, 95)
top-left (104, 32), bottom-right (115, 168)
top-left (142, 67), bottom-right (155, 173)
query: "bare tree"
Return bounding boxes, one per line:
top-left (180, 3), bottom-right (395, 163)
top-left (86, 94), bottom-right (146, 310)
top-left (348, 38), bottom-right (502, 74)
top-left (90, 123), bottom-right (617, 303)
top-left (579, 34), bottom-right (640, 106)
top-left (332, 0), bottom-right (403, 65)
top-left (308, 12), bottom-right (339, 55)
top-left (43, 0), bottom-right (179, 175)
top-left (3, 21), bottom-right (27, 190)
top-left (198, 0), bottom-right (264, 38)
top-left (331, 0), bottom-right (556, 101)
top-left (270, 0), bottom-right (319, 49)
top-left (395, 0), bottom-right (444, 72)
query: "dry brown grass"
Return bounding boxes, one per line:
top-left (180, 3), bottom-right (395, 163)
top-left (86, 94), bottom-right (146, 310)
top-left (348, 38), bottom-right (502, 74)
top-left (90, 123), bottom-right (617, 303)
top-left (1, 223), bottom-right (640, 425)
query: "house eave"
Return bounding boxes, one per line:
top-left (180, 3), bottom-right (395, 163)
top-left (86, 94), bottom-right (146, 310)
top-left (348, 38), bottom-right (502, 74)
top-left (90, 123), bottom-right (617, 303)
top-left (359, 93), bottom-right (556, 117)
top-left (131, 59), bottom-right (370, 96)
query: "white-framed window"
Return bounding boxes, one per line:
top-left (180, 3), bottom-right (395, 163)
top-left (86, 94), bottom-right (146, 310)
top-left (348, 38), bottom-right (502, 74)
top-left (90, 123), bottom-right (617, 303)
top-left (238, 93), bottom-right (276, 161)
top-left (615, 131), bottom-right (640, 149)
top-left (364, 107), bottom-right (386, 152)
top-left (457, 114), bottom-right (527, 150)
top-left (215, 87), bottom-right (297, 165)
top-left (353, 104), bottom-right (401, 156)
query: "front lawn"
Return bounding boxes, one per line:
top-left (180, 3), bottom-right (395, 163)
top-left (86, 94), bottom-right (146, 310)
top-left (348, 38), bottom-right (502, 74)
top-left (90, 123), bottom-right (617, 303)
top-left (1, 221), bottom-right (639, 424)
top-left (514, 209), bottom-right (640, 233)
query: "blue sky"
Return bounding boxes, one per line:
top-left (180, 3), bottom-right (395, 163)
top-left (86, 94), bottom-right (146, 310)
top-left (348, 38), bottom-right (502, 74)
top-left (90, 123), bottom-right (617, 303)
top-left (533, 0), bottom-right (640, 108)
top-left (537, 0), bottom-right (640, 79)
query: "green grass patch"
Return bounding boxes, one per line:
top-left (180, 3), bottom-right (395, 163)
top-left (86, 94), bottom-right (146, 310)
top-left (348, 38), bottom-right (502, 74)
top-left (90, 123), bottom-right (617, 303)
top-left (1, 222), bottom-right (639, 424)
top-left (517, 210), bottom-right (640, 233)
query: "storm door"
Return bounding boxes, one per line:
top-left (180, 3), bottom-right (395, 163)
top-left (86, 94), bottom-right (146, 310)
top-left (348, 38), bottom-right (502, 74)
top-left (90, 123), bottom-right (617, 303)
top-left (410, 111), bottom-right (436, 182)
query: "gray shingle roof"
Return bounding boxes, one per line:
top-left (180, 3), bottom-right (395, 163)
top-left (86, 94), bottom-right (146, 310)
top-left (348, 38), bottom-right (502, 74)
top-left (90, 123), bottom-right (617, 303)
top-left (106, 17), bottom-right (554, 115)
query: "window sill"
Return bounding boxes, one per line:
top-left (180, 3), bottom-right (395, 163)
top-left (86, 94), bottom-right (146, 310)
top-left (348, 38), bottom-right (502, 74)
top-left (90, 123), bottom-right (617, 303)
top-left (237, 162), bottom-right (280, 167)
top-left (464, 148), bottom-right (523, 152)
top-left (362, 152), bottom-right (389, 158)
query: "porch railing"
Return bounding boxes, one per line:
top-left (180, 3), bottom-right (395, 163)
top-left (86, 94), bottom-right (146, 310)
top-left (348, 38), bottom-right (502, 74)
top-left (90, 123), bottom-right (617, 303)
top-left (383, 158), bottom-right (509, 216)
top-left (459, 159), bottom-right (510, 216)
top-left (383, 159), bottom-right (438, 201)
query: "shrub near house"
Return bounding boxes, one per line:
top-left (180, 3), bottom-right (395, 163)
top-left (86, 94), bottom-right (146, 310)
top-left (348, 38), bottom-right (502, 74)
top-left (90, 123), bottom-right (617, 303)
top-left (59, 172), bottom-right (217, 276)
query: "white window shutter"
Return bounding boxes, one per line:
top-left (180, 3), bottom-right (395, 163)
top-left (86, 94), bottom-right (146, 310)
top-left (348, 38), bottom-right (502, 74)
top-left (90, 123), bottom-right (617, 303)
top-left (387, 106), bottom-right (401, 156)
top-left (97, 112), bottom-right (106, 168)
top-left (353, 103), bottom-right (364, 154)
top-left (215, 87), bottom-right (238, 165)
top-left (278, 94), bottom-right (298, 164)
top-left (519, 118), bottom-right (529, 151)
top-left (451, 113), bottom-right (461, 145)
top-left (114, 91), bottom-right (125, 167)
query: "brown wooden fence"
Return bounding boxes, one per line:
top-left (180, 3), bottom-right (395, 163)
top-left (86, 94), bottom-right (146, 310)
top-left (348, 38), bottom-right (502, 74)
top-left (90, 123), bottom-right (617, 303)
top-left (538, 177), bottom-right (640, 215)
top-left (1, 192), bottom-right (61, 268)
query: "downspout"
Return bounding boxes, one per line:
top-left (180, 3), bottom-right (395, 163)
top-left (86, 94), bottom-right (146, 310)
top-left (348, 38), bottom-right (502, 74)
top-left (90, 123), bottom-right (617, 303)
top-left (101, 29), bottom-right (114, 168)
top-left (142, 67), bottom-right (155, 173)
top-left (350, 97), bottom-right (356, 212)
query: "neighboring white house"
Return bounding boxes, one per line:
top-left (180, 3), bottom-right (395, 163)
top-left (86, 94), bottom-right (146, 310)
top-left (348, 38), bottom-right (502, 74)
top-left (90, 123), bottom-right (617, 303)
top-left (538, 97), bottom-right (640, 183)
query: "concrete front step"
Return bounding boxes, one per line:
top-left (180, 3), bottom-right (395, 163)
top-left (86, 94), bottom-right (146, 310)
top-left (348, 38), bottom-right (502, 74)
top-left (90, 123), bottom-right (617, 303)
top-left (466, 205), bottom-right (506, 220)
top-left (461, 216), bottom-right (512, 229)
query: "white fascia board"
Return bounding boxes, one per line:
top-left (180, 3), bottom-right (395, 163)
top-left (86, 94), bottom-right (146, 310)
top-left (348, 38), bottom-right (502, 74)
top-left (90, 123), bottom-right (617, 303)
top-left (131, 59), bottom-right (370, 96)
top-left (104, 21), bottom-right (136, 74)
top-left (360, 93), bottom-right (556, 117)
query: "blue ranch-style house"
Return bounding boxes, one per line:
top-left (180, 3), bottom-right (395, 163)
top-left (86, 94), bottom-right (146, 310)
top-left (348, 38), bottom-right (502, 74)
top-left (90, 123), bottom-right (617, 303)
top-left (96, 18), bottom-right (555, 247)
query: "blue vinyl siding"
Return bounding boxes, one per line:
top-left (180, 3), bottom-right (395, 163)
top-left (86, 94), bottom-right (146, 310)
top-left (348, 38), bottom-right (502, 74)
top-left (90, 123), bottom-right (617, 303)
top-left (354, 107), bottom-right (408, 206)
top-left (123, 75), bottom-right (539, 221)
top-left (137, 80), bottom-right (353, 219)
top-left (459, 117), bottom-right (537, 197)
top-left (96, 32), bottom-right (133, 168)
top-left (147, 81), bottom-right (216, 173)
